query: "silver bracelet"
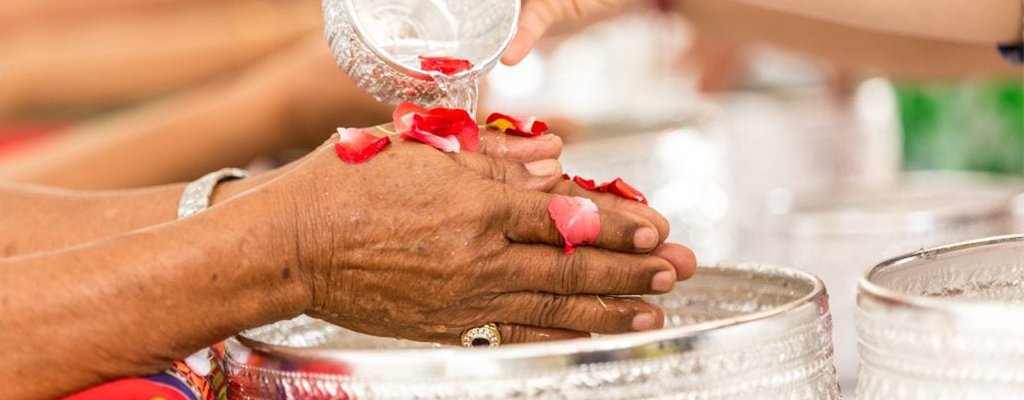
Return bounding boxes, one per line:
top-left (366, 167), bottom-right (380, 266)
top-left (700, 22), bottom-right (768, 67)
top-left (177, 167), bottom-right (249, 219)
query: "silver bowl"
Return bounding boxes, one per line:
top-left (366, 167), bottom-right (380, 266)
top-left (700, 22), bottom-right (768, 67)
top-left (857, 234), bottom-right (1024, 400)
top-left (223, 262), bottom-right (839, 399)
top-left (737, 172), bottom-right (1023, 387)
top-left (322, 0), bottom-right (518, 113)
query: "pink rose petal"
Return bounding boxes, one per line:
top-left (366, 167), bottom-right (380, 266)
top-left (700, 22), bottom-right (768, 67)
top-left (548, 195), bottom-right (601, 255)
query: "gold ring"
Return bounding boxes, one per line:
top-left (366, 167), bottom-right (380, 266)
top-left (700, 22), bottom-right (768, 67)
top-left (461, 323), bottom-right (501, 348)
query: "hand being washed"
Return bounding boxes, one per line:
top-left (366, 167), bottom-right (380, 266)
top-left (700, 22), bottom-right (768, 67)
top-left (259, 132), bottom-right (696, 345)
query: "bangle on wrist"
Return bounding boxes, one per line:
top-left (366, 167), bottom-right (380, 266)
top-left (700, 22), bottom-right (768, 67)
top-left (178, 168), bottom-right (250, 219)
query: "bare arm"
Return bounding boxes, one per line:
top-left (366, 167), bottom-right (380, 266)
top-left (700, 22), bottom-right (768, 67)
top-left (0, 186), bottom-right (308, 399)
top-left (0, 0), bottom-right (317, 115)
top-left (502, 0), bottom-right (1023, 67)
top-left (0, 172), bottom-right (277, 258)
top-left (735, 0), bottom-right (1023, 44)
top-left (0, 36), bottom-right (391, 190)
top-left (680, 0), bottom-right (1017, 79)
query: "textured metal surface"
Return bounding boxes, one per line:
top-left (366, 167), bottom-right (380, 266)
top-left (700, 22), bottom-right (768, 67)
top-left (857, 234), bottom-right (1024, 400)
top-left (224, 262), bottom-right (839, 399)
top-left (738, 172), bottom-right (1023, 388)
top-left (322, 0), bottom-right (517, 112)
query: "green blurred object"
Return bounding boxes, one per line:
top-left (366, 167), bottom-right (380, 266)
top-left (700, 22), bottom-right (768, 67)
top-left (898, 79), bottom-right (1024, 176)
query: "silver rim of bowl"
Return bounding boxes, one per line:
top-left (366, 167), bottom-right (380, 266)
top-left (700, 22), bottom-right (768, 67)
top-left (230, 262), bottom-right (829, 378)
top-left (858, 233), bottom-right (1024, 319)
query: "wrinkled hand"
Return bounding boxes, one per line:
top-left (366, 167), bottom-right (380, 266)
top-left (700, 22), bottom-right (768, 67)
top-left (503, 0), bottom-right (635, 65)
top-left (265, 134), bottom-right (695, 345)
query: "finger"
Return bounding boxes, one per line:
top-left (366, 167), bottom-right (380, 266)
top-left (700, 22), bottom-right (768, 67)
top-left (498, 324), bottom-right (590, 344)
top-left (490, 293), bottom-right (664, 334)
top-left (551, 179), bottom-right (671, 243)
top-left (497, 244), bottom-right (677, 295)
top-left (652, 243), bottom-right (698, 281)
top-left (479, 130), bottom-right (563, 163)
top-left (451, 151), bottom-right (563, 191)
top-left (503, 190), bottom-right (661, 253)
top-left (502, 0), bottom-right (567, 65)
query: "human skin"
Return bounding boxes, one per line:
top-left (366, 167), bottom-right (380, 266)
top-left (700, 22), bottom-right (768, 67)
top-left (0, 36), bottom-right (395, 190)
top-left (501, 0), bottom-right (1023, 67)
top-left (678, 0), bottom-right (1017, 80)
top-left (0, 0), bottom-right (318, 115)
top-left (0, 134), bottom-right (696, 399)
top-left (733, 0), bottom-right (1023, 45)
top-left (0, 127), bottom-right (565, 257)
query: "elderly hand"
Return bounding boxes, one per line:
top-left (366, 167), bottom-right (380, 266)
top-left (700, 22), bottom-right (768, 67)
top-left (260, 133), bottom-right (695, 345)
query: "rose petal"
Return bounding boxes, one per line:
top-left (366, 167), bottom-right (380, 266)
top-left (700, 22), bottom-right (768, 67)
top-left (335, 128), bottom-right (391, 164)
top-left (419, 56), bottom-right (473, 75)
top-left (572, 176), bottom-right (597, 191)
top-left (563, 174), bottom-right (648, 205)
top-left (401, 117), bottom-right (461, 153)
top-left (547, 195), bottom-right (600, 255)
top-left (485, 112), bottom-right (549, 137)
top-left (603, 178), bottom-right (648, 204)
top-left (414, 108), bottom-right (479, 152)
top-left (393, 102), bottom-right (427, 133)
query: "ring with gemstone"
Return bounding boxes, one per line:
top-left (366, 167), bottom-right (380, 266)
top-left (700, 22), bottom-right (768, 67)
top-left (461, 323), bottom-right (502, 348)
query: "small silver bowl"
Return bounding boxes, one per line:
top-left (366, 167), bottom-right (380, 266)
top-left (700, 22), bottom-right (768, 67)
top-left (224, 262), bottom-right (840, 399)
top-left (857, 234), bottom-right (1024, 400)
top-left (322, 0), bottom-right (519, 112)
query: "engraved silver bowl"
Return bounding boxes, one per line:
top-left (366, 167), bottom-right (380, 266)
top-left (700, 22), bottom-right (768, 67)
top-left (223, 262), bottom-right (840, 399)
top-left (857, 234), bottom-right (1024, 400)
top-left (737, 172), bottom-right (1023, 388)
top-left (322, 0), bottom-right (519, 111)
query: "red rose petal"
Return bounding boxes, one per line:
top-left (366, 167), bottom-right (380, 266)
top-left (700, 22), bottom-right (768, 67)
top-left (419, 56), bottom-right (473, 75)
top-left (393, 102), bottom-right (427, 133)
top-left (414, 108), bottom-right (479, 152)
top-left (401, 116), bottom-right (462, 153)
top-left (572, 176), bottom-right (597, 191)
top-left (563, 174), bottom-right (649, 205)
top-left (603, 178), bottom-right (648, 204)
top-left (485, 112), bottom-right (549, 137)
top-left (335, 128), bottom-right (391, 164)
top-left (394, 105), bottom-right (479, 153)
top-left (547, 195), bottom-right (601, 255)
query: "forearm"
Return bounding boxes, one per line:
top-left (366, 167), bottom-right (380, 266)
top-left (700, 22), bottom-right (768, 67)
top-left (680, 0), bottom-right (1018, 79)
top-left (0, 0), bottom-right (317, 115)
top-left (735, 0), bottom-right (1022, 44)
top-left (0, 172), bottom-right (277, 257)
top-left (0, 188), bottom-right (306, 399)
top-left (0, 69), bottom-right (293, 189)
top-left (0, 0), bottom-right (210, 30)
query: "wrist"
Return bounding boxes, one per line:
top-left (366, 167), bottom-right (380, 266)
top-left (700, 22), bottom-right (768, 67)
top-left (211, 171), bottom-right (276, 205)
top-left (211, 186), bottom-right (313, 321)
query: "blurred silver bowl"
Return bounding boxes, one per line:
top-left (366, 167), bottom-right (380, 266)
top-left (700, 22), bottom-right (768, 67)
top-left (857, 234), bottom-right (1024, 400)
top-left (224, 262), bottom-right (840, 399)
top-left (738, 171), bottom-right (1023, 387)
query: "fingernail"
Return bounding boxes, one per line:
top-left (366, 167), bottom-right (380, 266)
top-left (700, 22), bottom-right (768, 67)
top-left (633, 227), bottom-right (658, 250)
top-left (632, 312), bottom-right (656, 331)
top-left (651, 270), bottom-right (675, 293)
top-left (524, 159), bottom-right (560, 176)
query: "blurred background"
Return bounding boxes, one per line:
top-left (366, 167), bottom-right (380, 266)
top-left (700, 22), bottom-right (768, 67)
top-left (0, 0), bottom-right (1021, 395)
